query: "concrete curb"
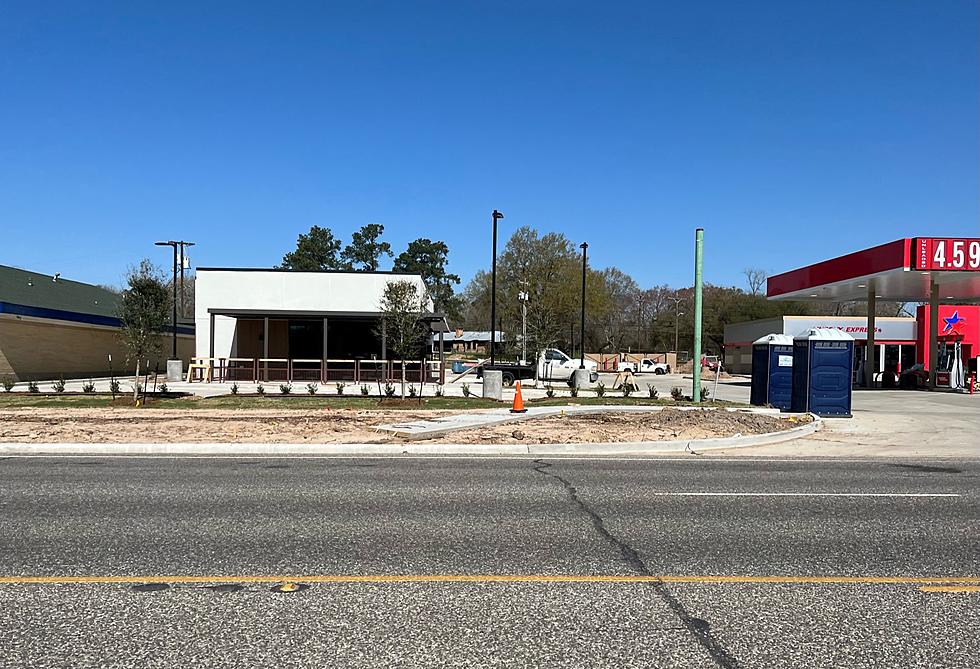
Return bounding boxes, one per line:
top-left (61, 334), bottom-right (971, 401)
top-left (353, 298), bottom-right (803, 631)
top-left (0, 417), bottom-right (821, 457)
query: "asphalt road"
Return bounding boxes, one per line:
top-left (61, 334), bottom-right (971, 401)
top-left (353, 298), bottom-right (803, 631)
top-left (0, 456), bottom-right (977, 668)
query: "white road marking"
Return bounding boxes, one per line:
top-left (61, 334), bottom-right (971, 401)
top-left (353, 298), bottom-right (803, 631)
top-left (647, 492), bottom-right (959, 497)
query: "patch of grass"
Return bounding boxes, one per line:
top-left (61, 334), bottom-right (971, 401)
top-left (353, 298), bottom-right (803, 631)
top-left (526, 396), bottom-right (741, 407)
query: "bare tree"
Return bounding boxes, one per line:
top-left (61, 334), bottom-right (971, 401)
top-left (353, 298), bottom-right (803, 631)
top-left (744, 268), bottom-right (767, 296)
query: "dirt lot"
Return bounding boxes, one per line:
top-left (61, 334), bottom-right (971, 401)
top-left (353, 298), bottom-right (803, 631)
top-left (0, 407), bottom-right (801, 445)
top-left (435, 408), bottom-right (804, 444)
top-left (0, 408), bottom-right (449, 444)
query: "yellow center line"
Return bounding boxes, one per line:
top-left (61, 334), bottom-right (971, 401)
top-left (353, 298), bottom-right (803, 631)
top-left (0, 574), bottom-right (978, 586)
top-left (919, 585), bottom-right (980, 593)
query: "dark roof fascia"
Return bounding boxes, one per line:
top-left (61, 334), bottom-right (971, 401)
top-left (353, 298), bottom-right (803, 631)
top-left (0, 301), bottom-right (194, 335)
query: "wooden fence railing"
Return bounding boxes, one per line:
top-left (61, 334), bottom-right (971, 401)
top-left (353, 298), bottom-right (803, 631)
top-left (187, 358), bottom-right (445, 385)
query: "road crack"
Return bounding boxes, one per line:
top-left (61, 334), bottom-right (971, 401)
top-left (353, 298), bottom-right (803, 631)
top-left (533, 459), bottom-right (740, 669)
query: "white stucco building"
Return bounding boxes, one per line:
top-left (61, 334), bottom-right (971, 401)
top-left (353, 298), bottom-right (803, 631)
top-left (194, 268), bottom-right (444, 382)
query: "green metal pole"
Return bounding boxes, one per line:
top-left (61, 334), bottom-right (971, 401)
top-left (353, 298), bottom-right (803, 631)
top-left (692, 228), bottom-right (704, 403)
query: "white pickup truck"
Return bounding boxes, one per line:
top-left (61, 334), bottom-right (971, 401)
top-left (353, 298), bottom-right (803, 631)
top-left (617, 357), bottom-right (670, 375)
top-left (478, 348), bottom-right (599, 386)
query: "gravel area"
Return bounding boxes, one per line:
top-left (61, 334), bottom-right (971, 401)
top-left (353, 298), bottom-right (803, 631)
top-left (0, 408), bottom-right (450, 443)
top-left (0, 406), bottom-right (803, 444)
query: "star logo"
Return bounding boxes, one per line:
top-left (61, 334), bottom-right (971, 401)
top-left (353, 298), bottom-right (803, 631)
top-left (942, 310), bottom-right (966, 334)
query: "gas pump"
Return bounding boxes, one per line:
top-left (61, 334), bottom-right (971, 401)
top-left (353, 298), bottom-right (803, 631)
top-left (935, 338), bottom-right (966, 390)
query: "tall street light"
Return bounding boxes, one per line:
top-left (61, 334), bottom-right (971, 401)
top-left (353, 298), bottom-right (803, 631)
top-left (518, 289), bottom-right (528, 365)
top-left (489, 210), bottom-right (504, 366)
top-left (155, 241), bottom-right (180, 360)
top-left (177, 241), bottom-right (195, 318)
top-left (579, 242), bottom-right (588, 369)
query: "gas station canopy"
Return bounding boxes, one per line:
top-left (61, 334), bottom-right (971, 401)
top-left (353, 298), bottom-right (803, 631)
top-left (767, 237), bottom-right (980, 303)
top-left (766, 236), bottom-right (980, 389)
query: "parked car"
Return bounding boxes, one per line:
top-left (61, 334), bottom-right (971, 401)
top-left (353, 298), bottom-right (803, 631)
top-left (701, 355), bottom-right (720, 372)
top-left (617, 358), bottom-right (670, 375)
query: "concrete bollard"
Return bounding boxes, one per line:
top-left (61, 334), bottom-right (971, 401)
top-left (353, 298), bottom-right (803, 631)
top-left (166, 359), bottom-right (183, 383)
top-left (571, 369), bottom-right (592, 389)
top-left (482, 370), bottom-right (503, 400)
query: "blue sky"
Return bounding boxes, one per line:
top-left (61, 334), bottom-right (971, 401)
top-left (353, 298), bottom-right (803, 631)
top-left (1, 1), bottom-right (977, 290)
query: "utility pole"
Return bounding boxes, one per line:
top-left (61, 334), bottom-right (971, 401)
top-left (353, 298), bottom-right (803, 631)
top-left (669, 297), bottom-right (683, 360)
top-left (155, 241), bottom-right (179, 360)
top-left (692, 229), bottom-right (704, 403)
top-left (636, 293), bottom-right (644, 352)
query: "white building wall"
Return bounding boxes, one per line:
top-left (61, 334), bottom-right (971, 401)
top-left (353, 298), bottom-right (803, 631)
top-left (194, 270), bottom-right (432, 358)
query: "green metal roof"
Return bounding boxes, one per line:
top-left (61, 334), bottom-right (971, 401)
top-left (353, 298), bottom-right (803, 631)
top-left (0, 265), bottom-right (121, 318)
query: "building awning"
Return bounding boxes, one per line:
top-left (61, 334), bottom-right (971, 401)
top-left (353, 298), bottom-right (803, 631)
top-left (208, 308), bottom-right (451, 334)
top-left (767, 237), bottom-right (980, 303)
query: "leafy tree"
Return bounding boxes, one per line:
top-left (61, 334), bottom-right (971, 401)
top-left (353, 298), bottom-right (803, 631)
top-left (377, 280), bottom-right (428, 398)
top-left (341, 223), bottom-right (393, 271)
top-left (392, 239), bottom-right (461, 314)
top-left (279, 226), bottom-right (345, 270)
top-left (118, 260), bottom-right (170, 402)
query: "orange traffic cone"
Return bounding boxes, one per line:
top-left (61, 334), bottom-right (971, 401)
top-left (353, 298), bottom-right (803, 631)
top-left (510, 381), bottom-right (527, 413)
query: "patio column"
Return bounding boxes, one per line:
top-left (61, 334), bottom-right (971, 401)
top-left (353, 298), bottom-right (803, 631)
top-left (929, 278), bottom-right (939, 389)
top-left (865, 286), bottom-right (876, 388)
top-left (209, 313), bottom-right (215, 358)
top-left (263, 317), bottom-right (269, 382)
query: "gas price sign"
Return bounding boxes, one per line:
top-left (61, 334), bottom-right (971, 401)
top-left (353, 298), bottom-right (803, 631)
top-left (912, 238), bottom-right (980, 271)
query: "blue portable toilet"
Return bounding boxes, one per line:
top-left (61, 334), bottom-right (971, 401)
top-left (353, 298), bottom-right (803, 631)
top-left (750, 334), bottom-right (794, 410)
top-left (790, 328), bottom-right (854, 417)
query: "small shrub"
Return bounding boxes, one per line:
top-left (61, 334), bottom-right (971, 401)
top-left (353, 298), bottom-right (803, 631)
top-left (27, 380), bottom-right (40, 393)
top-left (335, 382), bottom-right (346, 395)
top-left (700, 386), bottom-right (711, 402)
top-left (461, 383), bottom-right (471, 398)
top-left (256, 384), bottom-right (266, 395)
top-left (109, 379), bottom-right (121, 394)
top-left (647, 384), bottom-right (658, 399)
top-left (545, 385), bottom-right (556, 398)
top-left (82, 380), bottom-right (96, 394)
top-left (384, 383), bottom-right (396, 398)
top-left (279, 383), bottom-right (292, 395)
top-left (52, 377), bottom-right (66, 393)
top-left (230, 383), bottom-right (239, 395)
top-left (594, 381), bottom-right (605, 398)
top-left (360, 384), bottom-right (370, 396)
top-left (434, 386), bottom-right (443, 397)
top-left (306, 383), bottom-right (318, 395)
top-left (670, 386), bottom-right (684, 401)
top-left (408, 385), bottom-right (417, 398)
top-left (569, 385), bottom-right (578, 397)
top-left (621, 384), bottom-right (633, 398)
top-left (159, 383), bottom-right (168, 393)
top-left (1, 375), bottom-right (15, 392)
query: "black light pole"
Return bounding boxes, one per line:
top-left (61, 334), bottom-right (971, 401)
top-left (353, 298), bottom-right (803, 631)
top-left (155, 241), bottom-right (179, 359)
top-left (489, 209), bottom-right (504, 366)
top-left (579, 242), bottom-right (588, 369)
